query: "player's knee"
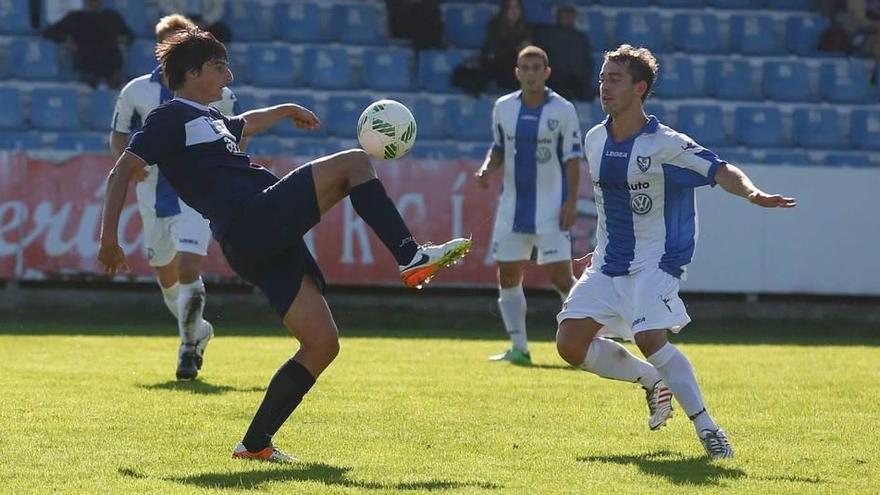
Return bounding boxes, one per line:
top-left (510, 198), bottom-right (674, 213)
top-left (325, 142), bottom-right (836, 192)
top-left (556, 322), bottom-right (587, 366)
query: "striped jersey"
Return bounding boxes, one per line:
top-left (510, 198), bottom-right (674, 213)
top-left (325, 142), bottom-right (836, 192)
top-left (112, 65), bottom-right (238, 217)
top-left (491, 88), bottom-right (582, 235)
top-left (584, 115), bottom-right (722, 279)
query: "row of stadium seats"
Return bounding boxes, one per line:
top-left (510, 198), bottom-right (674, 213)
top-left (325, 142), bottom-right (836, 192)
top-left (2, 82), bottom-right (877, 151)
top-left (4, 36), bottom-right (876, 104)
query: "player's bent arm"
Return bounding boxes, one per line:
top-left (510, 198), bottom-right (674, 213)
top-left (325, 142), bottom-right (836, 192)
top-left (475, 148), bottom-right (503, 188)
top-left (109, 131), bottom-right (130, 159)
top-left (714, 162), bottom-right (797, 208)
top-left (98, 151), bottom-right (147, 274)
top-left (241, 104), bottom-right (320, 137)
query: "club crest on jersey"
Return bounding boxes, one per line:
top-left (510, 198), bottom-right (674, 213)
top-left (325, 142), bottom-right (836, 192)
top-left (631, 193), bottom-right (653, 215)
top-left (547, 118), bottom-right (559, 131)
top-left (681, 141), bottom-right (699, 151)
top-left (637, 156), bottom-right (651, 172)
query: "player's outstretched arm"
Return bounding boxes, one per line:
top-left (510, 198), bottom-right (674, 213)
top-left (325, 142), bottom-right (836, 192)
top-left (97, 151), bottom-right (146, 275)
top-left (241, 104), bottom-right (320, 137)
top-left (714, 162), bottom-right (797, 208)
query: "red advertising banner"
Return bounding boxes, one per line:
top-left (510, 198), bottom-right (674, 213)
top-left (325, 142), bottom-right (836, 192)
top-left (0, 151), bottom-right (595, 288)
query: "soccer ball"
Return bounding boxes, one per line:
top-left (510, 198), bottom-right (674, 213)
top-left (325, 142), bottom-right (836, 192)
top-left (356, 100), bottom-right (417, 160)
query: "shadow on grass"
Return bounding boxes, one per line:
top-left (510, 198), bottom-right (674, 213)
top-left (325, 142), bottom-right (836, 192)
top-left (578, 450), bottom-right (745, 486)
top-left (138, 379), bottom-right (264, 395)
top-left (120, 464), bottom-right (500, 491)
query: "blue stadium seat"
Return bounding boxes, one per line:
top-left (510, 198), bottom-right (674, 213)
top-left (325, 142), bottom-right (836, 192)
top-left (244, 137), bottom-right (283, 157)
top-left (30, 88), bottom-right (80, 130)
top-left (410, 142), bottom-right (460, 160)
top-left (671, 14), bottom-right (721, 54)
top-left (765, 0), bottom-right (813, 10)
top-left (614, 12), bottom-right (662, 50)
top-left (764, 149), bottom-right (811, 165)
top-left (580, 11), bottom-right (609, 50)
top-left (303, 47), bottom-right (356, 90)
top-left (574, 101), bottom-right (605, 130)
top-left (231, 90), bottom-right (258, 113)
top-left (0, 0), bottom-right (32, 34)
top-left (444, 4), bottom-right (494, 49)
top-left (268, 93), bottom-right (324, 137)
top-left (108, 0), bottom-right (153, 37)
top-left (412, 96), bottom-right (448, 139)
top-left (12, 38), bottom-right (59, 80)
top-left (126, 39), bottom-right (158, 79)
top-left (222, 2), bottom-right (275, 41)
top-left (706, 0), bottom-right (758, 8)
top-left (247, 45), bottom-right (299, 87)
top-left (705, 60), bottom-right (759, 100)
top-left (446, 97), bottom-right (493, 141)
top-left (363, 48), bottom-right (413, 91)
top-left (761, 60), bottom-right (815, 102)
top-left (715, 148), bottom-right (759, 163)
top-left (644, 102), bottom-right (668, 124)
top-left (824, 152), bottom-right (876, 167)
top-left (330, 4), bottom-right (384, 44)
top-left (326, 95), bottom-right (373, 138)
top-left (730, 15), bottom-right (781, 55)
top-left (292, 138), bottom-right (339, 159)
top-left (792, 108), bottom-right (844, 149)
top-left (819, 61), bottom-right (873, 103)
top-left (851, 110), bottom-right (880, 151)
top-left (785, 15), bottom-right (829, 55)
top-left (653, 57), bottom-right (698, 99)
top-left (608, 0), bottom-right (650, 5)
top-left (656, 0), bottom-right (702, 6)
top-left (0, 87), bottom-right (24, 129)
top-left (56, 132), bottom-right (107, 151)
top-left (418, 49), bottom-right (467, 93)
top-left (226, 44), bottom-right (250, 85)
top-left (523, 0), bottom-right (554, 25)
top-left (734, 106), bottom-right (784, 147)
top-left (0, 131), bottom-right (42, 149)
top-left (676, 105), bottom-right (727, 147)
top-left (276, 2), bottom-right (330, 43)
top-left (87, 89), bottom-right (117, 131)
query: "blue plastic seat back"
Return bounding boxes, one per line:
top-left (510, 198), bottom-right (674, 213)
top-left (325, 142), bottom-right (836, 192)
top-left (819, 61), bottom-right (873, 103)
top-left (730, 15), bottom-right (781, 55)
top-left (614, 12), bottom-right (662, 49)
top-left (418, 49), bottom-right (467, 93)
top-left (444, 4), bottom-right (494, 49)
top-left (303, 47), bottom-right (356, 90)
top-left (0, 0), bottom-right (32, 34)
top-left (677, 105), bottom-right (728, 147)
top-left (12, 38), bottom-right (60, 80)
top-left (247, 44), bottom-right (299, 87)
top-left (363, 48), bottom-right (413, 91)
top-left (734, 106), bottom-right (784, 147)
top-left (851, 109), bottom-right (880, 151)
top-left (785, 15), bottom-right (829, 55)
top-left (705, 60), bottom-right (758, 100)
top-left (88, 88), bottom-right (118, 130)
top-left (126, 39), bottom-right (158, 79)
top-left (268, 93), bottom-right (323, 137)
top-left (0, 87), bottom-right (24, 129)
top-left (326, 95), bottom-right (373, 138)
top-left (222, 2), bottom-right (275, 41)
top-left (792, 107), bottom-right (844, 149)
top-left (447, 97), bottom-right (493, 141)
top-left (653, 56), bottom-right (698, 98)
top-left (30, 87), bottom-right (80, 130)
top-left (412, 96), bottom-right (449, 139)
top-left (671, 14), bottom-right (721, 54)
top-left (761, 60), bottom-right (815, 102)
top-left (330, 4), bottom-right (384, 44)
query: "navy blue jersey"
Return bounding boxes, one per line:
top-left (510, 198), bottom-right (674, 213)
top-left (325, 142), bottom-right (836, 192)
top-left (126, 98), bottom-right (278, 237)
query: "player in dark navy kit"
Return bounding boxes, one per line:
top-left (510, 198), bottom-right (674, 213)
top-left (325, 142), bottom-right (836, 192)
top-left (97, 28), bottom-right (471, 462)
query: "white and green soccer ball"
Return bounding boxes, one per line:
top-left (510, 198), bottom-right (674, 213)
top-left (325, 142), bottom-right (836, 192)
top-left (357, 99), bottom-right (417, 160)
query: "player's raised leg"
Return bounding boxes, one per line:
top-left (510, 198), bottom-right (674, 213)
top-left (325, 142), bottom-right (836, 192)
top-left (233, 275), bottom-right (336, 463)
top-left (489, 261), bottom-right (531, 365)
top-left (636, 329), bottom-right (733, 458)
top-left (308, 149), bottom-right (471, 288)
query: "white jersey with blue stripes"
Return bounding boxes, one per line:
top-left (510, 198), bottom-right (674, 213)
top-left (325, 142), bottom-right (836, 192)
top-left (585, 115), bottom-right (722, 279)
top-left (112, 66), bottom-right (238, 218)
top-left (491, 88), bottom-right (582, 235)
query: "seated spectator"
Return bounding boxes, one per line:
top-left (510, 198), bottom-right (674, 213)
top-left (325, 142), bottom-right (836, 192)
top-left (534, 4), bottom-right (594, 101)
top-left (845, 0), bottom-right (880, 82)
top-left (158, 0), bottom-right (232, 43)
top-left (480, 0), bottom-right (532, 90)
top-left (386, 0), bottom-right (444, 50)
top-left (43, 0), bottom-right (133, 88)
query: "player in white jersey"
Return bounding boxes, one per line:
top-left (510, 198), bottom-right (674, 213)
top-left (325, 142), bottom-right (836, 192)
top-left (476, 45), bottom-right (582, 366)
top-left (556, 45), bottom-right (796, 458)
top-left (109, 15), bottom-right (239, 380)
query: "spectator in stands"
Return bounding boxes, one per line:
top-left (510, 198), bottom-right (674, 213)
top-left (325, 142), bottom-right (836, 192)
top-left (386, 0), bottom-right (444, 50)
top-left (43, 0), bottom-right (133, 88)
top-left (480, 0), bottom-right (532, 90)
top-left (534, 4), bottom-right (594, 101)
top-left (158, 0), bottom-right (232, 43)
top-left (845, 0), bottom-right (880, 82)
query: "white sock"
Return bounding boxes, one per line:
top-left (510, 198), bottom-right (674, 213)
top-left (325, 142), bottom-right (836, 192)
top-left (582, 337), bottom-right (661, 388)
top-left (160, 282), bottom-right (179, 319)
top-left (177, 277), bottom-right (206, 345)
top-left (647, 343), bottom-right (718, 433)
top-left (498, 285), bottom-right (528, 354)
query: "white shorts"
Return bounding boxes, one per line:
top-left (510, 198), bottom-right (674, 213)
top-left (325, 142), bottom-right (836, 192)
top-left (492, 228), bottom-right (572, 265)
top-left (140, 201), bottom-right (211, 267)
top-left (557, 266), bottom-right (691, 341)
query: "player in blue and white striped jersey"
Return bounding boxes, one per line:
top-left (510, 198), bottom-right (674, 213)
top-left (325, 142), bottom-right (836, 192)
top-left (109, 15), bottom-right (239, 380)
top-left (556, 45), bottom-right (796, 459)
top-left (476, 45), bottom-right (582, 366)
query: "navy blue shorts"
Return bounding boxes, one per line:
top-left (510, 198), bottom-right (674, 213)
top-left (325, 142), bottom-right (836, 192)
top-left (219, 164), bottom-right (326, 318)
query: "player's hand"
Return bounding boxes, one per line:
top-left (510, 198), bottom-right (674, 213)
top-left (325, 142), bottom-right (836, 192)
top-left (560, 200), bottom-right (577, 230)
top-left (289, 105), bottom-right (321, 130)
top-left (475, 168), bottom-right (490, 189)
top-left (574, 252), bottom-right (593, 270)
top-left (97, 243), bottom-right (129, 276)
top-left (748, 191), bottom-right (797, 208)
top-left (131, 163), bottom-right (149, 182)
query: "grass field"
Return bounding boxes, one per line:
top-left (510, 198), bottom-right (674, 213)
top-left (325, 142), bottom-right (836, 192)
top-left (1, 318), bottom-right (878, 494)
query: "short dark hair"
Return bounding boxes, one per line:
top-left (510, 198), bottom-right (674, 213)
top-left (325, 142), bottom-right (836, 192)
top-left (517, 45), bottom-right (549, 68)
top-left (156, 28), bottom-right (227, 91)
top-left (604, 44), bottom-right (659, 102)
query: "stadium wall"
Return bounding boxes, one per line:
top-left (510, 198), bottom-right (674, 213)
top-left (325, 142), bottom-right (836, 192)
top-left (0, 152), bottom-right (876, 295)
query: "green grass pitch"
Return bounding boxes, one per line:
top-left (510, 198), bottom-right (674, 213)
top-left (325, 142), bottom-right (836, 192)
top-left (0, 319), bottom-right (877, 494)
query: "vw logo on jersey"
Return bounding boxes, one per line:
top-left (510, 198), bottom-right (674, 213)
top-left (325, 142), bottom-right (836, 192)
top-left (547, 118), bottom-right (559, 131)
top-left (631, 193), bottom-right (653, 215)
top-left (536, 146), bottom-right (552, 163)
top-left (637, 156), bottom-right (652, 172)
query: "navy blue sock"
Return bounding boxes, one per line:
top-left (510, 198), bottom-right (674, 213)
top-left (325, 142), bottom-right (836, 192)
top-left (242, 359), bottom-right (315, 452)
top-left (349, 179), bottom-right (418, 265)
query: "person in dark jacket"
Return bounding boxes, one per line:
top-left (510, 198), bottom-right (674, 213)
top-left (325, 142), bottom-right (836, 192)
top-left (481, 0), bottom-right (532, 90)
top-left (534, 4), bottom-right (595, 101)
